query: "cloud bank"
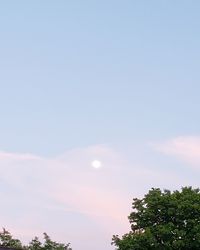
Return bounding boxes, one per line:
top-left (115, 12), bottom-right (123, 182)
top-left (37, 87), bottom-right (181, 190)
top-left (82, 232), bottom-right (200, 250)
top-left (0, 143), bottom-right (194, 250)
top-left (153, 136), bottom-right (200, 167)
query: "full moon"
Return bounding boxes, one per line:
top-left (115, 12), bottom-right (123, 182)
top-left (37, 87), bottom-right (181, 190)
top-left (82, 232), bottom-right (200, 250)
top-left (91, 160), bottom-right (102, 169)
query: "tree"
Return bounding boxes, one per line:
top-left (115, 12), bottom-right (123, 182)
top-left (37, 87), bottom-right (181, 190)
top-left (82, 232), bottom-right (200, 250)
top-left (41, 233), bottom-right (72, 250)
top-left (0, 229), bottom-right (72, 250)
top-left (0, 228), bottom-right (22, 249)
top-left (112, 187), bottom-right (200, 250)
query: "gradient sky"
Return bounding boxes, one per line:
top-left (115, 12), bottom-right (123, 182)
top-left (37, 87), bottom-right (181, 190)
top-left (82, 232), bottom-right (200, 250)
top-left (1, 1), bottom-right (200, 250)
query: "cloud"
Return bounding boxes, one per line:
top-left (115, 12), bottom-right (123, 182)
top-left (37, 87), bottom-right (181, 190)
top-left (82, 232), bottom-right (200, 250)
top-left (0, 145), bottom-right (132, 250)
top-left (0, 144), bottom-right (190, 250)
top-left (152, 136), bottom-right (200, 166)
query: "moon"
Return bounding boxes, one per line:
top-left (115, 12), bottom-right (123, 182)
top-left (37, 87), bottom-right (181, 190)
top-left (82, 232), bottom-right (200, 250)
top-left (91, 160), bottom-right (102, 169)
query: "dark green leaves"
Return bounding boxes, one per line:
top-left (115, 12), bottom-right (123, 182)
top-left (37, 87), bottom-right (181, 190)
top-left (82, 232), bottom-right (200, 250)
top-left (112, 187), bottom-right (200, 250)
top-left (0, 229), bottom-right (72, 250)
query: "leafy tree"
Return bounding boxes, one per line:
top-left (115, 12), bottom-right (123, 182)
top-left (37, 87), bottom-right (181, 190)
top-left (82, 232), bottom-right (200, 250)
top-left (0, 228), bottom-right (22, 249)
top-left (41, 233), bottom-right (72, 250)
top-left (0, 229), bottom-right (72, 250)
top-left (27, 236), bottom-right (42, 250)
top-left (112, 187), bottom-right (200, 250)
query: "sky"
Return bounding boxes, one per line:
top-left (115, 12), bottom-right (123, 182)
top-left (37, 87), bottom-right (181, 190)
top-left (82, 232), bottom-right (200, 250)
top-left (1, 1), bottom-right (200, 249)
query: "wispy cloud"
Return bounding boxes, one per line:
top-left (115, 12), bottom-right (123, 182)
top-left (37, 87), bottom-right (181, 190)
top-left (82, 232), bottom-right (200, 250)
top-left (0, 145), bottom-right (131, 250)
top-left (152, 136), bottom-right (200, 166)
top-left (0, 144), bottom-right (190, 250)
top-left (0, 151), bottom-right (41, 161)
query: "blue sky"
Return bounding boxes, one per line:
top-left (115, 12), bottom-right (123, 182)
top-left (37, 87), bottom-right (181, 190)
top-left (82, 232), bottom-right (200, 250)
top-left (1, 1), bottom-right (200, 250)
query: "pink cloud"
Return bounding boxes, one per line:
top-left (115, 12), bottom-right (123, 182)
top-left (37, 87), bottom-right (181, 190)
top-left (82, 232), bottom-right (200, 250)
top-left (0, 144), bottom-right (189, 250)
top-left (0, 145), bottom-right (131, 250)
top-left (152, 136), bottom-right (200, 166)
top-left (0, 151), bottom-right (41, 161)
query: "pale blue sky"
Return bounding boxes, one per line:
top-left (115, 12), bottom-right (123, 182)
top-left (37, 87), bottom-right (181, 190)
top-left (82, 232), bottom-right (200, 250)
top-left (1, 1), bottom-right (200, 250)
top-left (1, 1), bottom-right (200, 155)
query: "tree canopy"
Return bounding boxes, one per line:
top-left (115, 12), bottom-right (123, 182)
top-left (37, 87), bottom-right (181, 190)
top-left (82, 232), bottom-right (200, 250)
top-left (0, 229), bottom-right (72, 250)
top-left (112, 187), bottom-right (200, 250)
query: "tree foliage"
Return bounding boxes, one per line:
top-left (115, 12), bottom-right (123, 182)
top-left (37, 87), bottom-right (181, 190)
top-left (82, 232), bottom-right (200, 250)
top-left (0, 229), bottom-right (72, 250)
top-left (0, 228), bottom-right (22, 249)
top-left (112, 187), bottom-right (200, 250)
